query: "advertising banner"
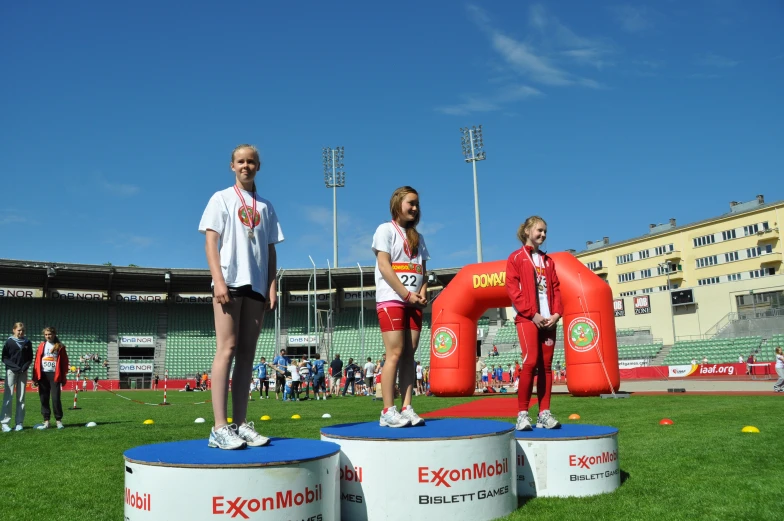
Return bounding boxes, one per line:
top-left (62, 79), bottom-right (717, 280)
top-left (119, 362), bottom-right (154, 373)
top-left (49, 289), bottom-right (108, 301)
top-left (174, 293), bottom-right (213, 304)
top-left (0, 286), bottom-right (43, 298)
top-left (633, 296), bottom-right (651, 315)
top-left (343, 289), bottom-right (376, 302)
top-left (288, 335), bottom-right (320, 346)
top-left (613, 299), bottom-right (625, 317)
top-left (618, 359), bottom-right (648, 369)
top-left (113, 292), bottom-right (167, 303)
top-left (288, 291), bottom-right (335, 306)
top-left (119, 336), bottom-right (156, 347)
top-left (668, 363), bottom-right (748, 378)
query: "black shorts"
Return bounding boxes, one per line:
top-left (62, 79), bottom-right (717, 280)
top-left (213, 285), bottom-right (266, 302)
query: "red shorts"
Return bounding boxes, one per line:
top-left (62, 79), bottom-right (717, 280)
top-left (377, 305), bottom-right (422, 332)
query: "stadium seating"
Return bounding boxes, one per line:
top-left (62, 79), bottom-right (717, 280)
top-left (117, 303), bottom-right (161, 337)
top-left (663, 336), bottom-right (763, 365)
top-left (616, 343), bottom-right (663, 360)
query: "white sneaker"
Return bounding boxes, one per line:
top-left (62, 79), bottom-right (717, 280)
top-left (237, 421), bottom-right (270, 447)
top-left (56, 421), bottom-right (64, 430)
top-left (1, 424), bottom-right (10, 433)
top-left (516, 411), bottom-right (533, 431)
top-left (536, 411), bottom-right (561, 429)
top-left (400, 406), bottom-right (425, 426)
top-left (208, 424), bottom-right (247, 450)
top-left (14, 424), bottom-right (23, 432)
top-left (379, 406), bottom-right (411, 428)
top-left (0, 417), bottom-right (10, 425)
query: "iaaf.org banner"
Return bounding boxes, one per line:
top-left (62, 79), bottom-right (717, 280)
top-left (0, 286), bottom-right (43, 298)
top-left (618, 359), bottom-right (648, 369)
top-left (113, 292), bottom-right (167, 303)
top-left (669, 363), bottom-right (744, 378)
top-left (119, 336), bottom-right (155, 347)
top-left (49, 289), bottom-right (108, 301)
top-left (119, 362), bottom-right (154, 373)
top-left (288, 335), bottom-right (320, 346)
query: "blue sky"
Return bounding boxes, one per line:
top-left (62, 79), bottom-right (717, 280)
top-left (2, 1), bottom-right (782, 272)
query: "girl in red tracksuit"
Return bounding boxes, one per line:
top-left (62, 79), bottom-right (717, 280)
top-left (32, 326), bottom-right (70, 430)
top-left (505, 216), bottom-right (563, 431)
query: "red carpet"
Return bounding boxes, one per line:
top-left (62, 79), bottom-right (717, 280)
top-left (421, 396), bottom-right (535, 418)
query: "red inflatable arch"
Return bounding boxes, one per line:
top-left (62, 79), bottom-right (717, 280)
top-left (429, 253), bottom-right (620, 397)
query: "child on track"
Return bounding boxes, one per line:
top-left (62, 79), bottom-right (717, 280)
top-left (774, 346), bottom-right (784, 392)
top-left (373, 186), bottom-right (429, 427)
top-left (2, 323), bottom-right (33, 432)
top-left (505, 216), bottom-right (563, 431)
top-left (32, 327), bottom-right (69, 430)
top-left (199, 144), bottom-right (284, 449)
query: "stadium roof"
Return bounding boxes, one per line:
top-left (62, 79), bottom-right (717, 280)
top-left (0, 258), bottom-right (461, 293)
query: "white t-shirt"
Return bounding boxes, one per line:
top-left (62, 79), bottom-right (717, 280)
top-left (364, 362), bottom-right (375, 378)
top-left (416, 365), bottom-right (423, 379)
top-left (288, 364), bottom-right (300, 382)
top-left (738, 356), bottom-right (744, 363)
top-left (482, 367), bottom-right (488, 377)
top-left (532, 252), bottom-right (551, 319)
top-left (372, 222), bottom-right (430, 303)
top-left (42, 342), bottom-right (58, 373)
top-left (198, 186), bottom-right (284, 298)
top-left (775, 354), bottom-right (784, 369)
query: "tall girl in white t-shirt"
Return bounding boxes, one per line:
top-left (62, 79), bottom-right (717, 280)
top-left (372, 186), bottom-right (430, 427)
top-left (774, 347), bottom-right (784, 392)
top-left (198, 144), bottom-right (285, 450)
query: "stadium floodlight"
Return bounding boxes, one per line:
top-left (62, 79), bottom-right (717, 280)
top-left (323, 146), bottom-right (346, 268)
top-left (459, 125), bottom-right (486, 263)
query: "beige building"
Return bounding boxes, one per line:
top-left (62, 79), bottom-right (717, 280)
top-left (573, 196), bottom-right (783, 345)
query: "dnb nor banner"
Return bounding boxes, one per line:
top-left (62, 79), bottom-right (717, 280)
top-left (119, 336), bottom-right (155, 347)
top-left (288, 335), bottom-right (320, 346)
top-left (0, 286), bottom-right (43, 298)
top-left (119, 363), bottom-right (154, 373)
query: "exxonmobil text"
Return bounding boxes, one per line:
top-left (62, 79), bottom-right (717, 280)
top-left (213, 484), bottom-right (322, 518)
top-left (419, 458), bottom-right (509, 488)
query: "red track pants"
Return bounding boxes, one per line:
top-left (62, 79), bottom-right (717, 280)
top-left (516, 320), bottom-right (556, 412)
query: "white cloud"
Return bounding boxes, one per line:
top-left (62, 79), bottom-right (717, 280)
top-left (98, 176), bottom-right (140, 196)
top-left (610, 5), bottom-right (654, 33)
top-left (697, 53), bottom-right (739, 68)
top-left (0, 214), bottom-right (27, 226)
top-left (435, 86), bottom-right (542, 116)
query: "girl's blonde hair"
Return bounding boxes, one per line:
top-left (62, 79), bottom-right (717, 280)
top-left (776, 346), bottom-right (783, 356)
top-left (13, 322), bottom-right (24, 332)
top-left (517, 216), bottom-right (547, 244)
top-left (231, 144), bottom-right (261, 164)
top-left (389, 186), bottom-right (421, 255)
top-left (42, 326), bottom-right (64, 353)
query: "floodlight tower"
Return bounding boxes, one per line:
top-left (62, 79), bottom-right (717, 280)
top-left (460, 125), bottom-right (486, 263)
top-left (323, 147), bottom-right (345, 268)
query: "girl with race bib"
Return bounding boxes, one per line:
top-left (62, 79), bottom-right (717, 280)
top-left (198, 144), bottom-right (284, 449)
top-left (373, 186), bottom-right (429, 427)
top-left (505, 216), bottom-right (563, 431)
top-left (32, 327), bottom-right (69, 430)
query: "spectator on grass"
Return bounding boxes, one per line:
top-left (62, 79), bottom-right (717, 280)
top-left (311, 353), bottom-right (327, 400)
top-left (342, 358), bottom-right (360, 396)
top-left (272, 349), bottom-right (289, 400)
top-left (2, 322), bottom-right (33, 432)
top-left (287, 360), bottom-right (301, 401)
top-left (153, 374), bottom-right (159, 390)
top-left (554, 360), bottom-right (562, 382)
top-left (364, 357), bottom-right (376, 395)
top-left (299, 355), bottom-right (312, 399)
top-left (33, 327), bottom-right (69, 430)
top-left (476, 357), bottom-right (486, 389)
top-left (329, 354), bottom-right (343, 395)
top-left (415, 361), bottom-right (424, 395)
top-left (702, 356), bottom-right (708, 364)
top-left (773, 347), bottom-right (784, 393)
top-left (481, 364), bottom-right (489, 389)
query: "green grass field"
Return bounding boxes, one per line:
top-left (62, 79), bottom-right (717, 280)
top-left (1, 390), bottom-right (782, 521)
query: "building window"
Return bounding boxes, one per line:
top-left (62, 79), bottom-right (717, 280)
top-left (763, 221), bottom-right (769, 231)
top-left (654, 244), bottom-right (674, 256)
top-left (640, 268), bottom-right (652, 278)
top-left (750, 268), bottom-right (776, 278)
top-left (698, 277), bottom-right (720, 286)
top-left (722, 229), bottom-right (737, 241)
top-left (728, 273), bottom-right (742, 282)
top-left (616, 253), bottom-right (633, 265)
top-left (747, 247), bottom-right (760, 258)
top-left (696, 255), bottom-right (718, 268)
top-left (693, 234), bottom-right (716, 247)
top-left (744, 224), bottom-right (759, 236)
top-left (764, 244), bottom-right (773, 254)
top-left (724, 251), bottom-right (739, 263)
top-left (586, 260), bottom-right (603, 270)
top-left (639, 249), bottom-right (650, 259)
top-left (657, 263), bottom-right (679, 275)
top-left (618, 272), bottom-right (637, 283)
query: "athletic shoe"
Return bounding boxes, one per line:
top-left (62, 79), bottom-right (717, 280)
top-left (515, 411), bottom-right (532, 431)
top-left (36, 422), bottom-right (49, 430)
top-left (56, 421), bottom-right (64, 430)
top-left (14, 424), bottom-right (23, 432)
top-left (0, 417), bottom-right (10, 425)
top-left (208, 424), bottom-right (247, 450)
top-left (536, 411), bottom-right (561, 430)
top-left (237, 421), bottom-right (270, 447)
top-left (400, 406), bottom-right (425, 426)
top-left (379, 406), bottom-right (411, 428)
top-left (1, 424), bottom-right (10, 433)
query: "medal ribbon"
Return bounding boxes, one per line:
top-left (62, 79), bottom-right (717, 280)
top-left (533, 253), bottom-right (545, 288)
top-left (391, 220), bottom-right (415, 263)
top-left (233, 185), bottom-right (257, 233)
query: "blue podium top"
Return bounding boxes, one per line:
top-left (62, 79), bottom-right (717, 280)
top-left (321, 419), bottom-right (513, 441)
top-left (124, 438), bottom-right (340, 468)
top-left (515, 424), bottom-right (618, 441)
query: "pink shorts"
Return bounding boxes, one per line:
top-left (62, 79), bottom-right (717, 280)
top-left (376, 301), bottom-right (422, 332)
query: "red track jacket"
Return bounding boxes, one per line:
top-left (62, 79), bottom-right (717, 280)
top-left (32, 342), bottom-right (70, 385)
top-left (505, 246), bottom-right (563, 322)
